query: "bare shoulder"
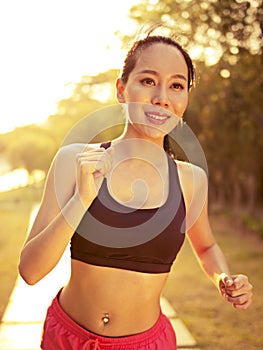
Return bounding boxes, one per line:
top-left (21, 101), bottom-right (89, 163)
top-left (54, 143), bottom-right (101, 199)
top-left (41, 143), bottom-right (89, 207)
top-left (175, 160), bottom-right (207, 179)
top-left (56, 142), bottom-right (100, 161)
top-left (43, 142), bottom-right (99, 209)
top-left (175, 160), bottom-right (208, 191)
top-left (26, 143), bottom-right (101, 240)
top-left (55, 143), bottom-right (86, 176)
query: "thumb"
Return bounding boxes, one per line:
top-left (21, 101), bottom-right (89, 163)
top-left (220, 273), bottom-right (234, 287)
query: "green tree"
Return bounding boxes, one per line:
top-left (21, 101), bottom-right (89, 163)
top-left (4, 126), bottom-right (57, 174)
top-left (56, 69), bottom-right (119, 121)
top-left (0, 69), bottom-right (120, 176)
top-left (126, 0), bottom-right (262, 60)
top-left (187, 53), bottom-right (263, 211)
top-left (122, 0), bottom-right (263, 210)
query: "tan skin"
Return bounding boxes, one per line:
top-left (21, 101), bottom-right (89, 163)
top-left (19, 43), bottom-right (253, 337)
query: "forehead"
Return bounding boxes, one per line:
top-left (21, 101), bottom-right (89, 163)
top-left (134, 43), bottom-right (188, 76)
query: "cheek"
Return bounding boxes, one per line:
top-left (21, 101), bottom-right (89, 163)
top-left (125, 85), bottom-right (149, 102)
top-left (127, 103), bottom-right (142, 121)
top-left (173, 94), bottom-right (188, 116)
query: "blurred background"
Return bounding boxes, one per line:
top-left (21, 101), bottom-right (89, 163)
top-left (0, 0), bottom-right (262, 349)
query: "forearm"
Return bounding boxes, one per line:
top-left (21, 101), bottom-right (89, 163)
top-left (19, 197), bottom-right (88, 285)
top-left (194, 243), bottom-right (231, 289)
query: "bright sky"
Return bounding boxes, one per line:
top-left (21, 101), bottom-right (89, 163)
top-left (0, 0), bottom-right (140, 134)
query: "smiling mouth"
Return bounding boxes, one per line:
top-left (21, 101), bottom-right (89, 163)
top-left (145, 112), bottom-right (171, 124)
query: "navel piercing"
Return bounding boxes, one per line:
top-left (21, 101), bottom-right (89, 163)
top-left (102, 313), bottom-right (110, 324)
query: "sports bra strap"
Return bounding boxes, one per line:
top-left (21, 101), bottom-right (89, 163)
top-left (100, 142), bottom-right (111, 149)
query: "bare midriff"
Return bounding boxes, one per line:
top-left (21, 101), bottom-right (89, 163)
top-left (59, 259), bottom-right (169, 337)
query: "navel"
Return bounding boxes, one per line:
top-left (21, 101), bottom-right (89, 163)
top-left (101, 313), bottom-right (110, 324)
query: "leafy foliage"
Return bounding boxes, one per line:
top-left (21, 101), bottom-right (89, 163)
top-left (125, 0), bottom-right (263, 210)
top-left (0, 70), bottom-right (120, 175)
top-left (1, 1), bottom-right (262, 211)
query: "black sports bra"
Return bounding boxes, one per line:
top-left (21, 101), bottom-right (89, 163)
top-left (70, 143), bottom-right (186, 274)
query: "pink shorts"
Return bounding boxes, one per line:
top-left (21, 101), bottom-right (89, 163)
top-left (41, 291), bottom-right (177, 350)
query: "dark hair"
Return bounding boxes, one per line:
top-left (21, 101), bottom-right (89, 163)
top-left (120, 35), bottom-right (195, 90)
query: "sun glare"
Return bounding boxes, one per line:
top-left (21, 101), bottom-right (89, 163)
top-left (0, 169), bottom-right (28, 192)
top-left (0, 0), bottom-right (138, 134)
top-left (189, 45), bottom-right (222, 66)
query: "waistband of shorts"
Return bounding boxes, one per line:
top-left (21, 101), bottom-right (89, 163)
top-left (49, 289), bottom-right (170, 346)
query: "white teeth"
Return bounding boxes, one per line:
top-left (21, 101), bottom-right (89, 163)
top-left (146, 113), bottom-right (168, 120)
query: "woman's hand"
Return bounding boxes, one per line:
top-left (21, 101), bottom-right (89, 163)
top-left (219, 273), bottom-right (253, 310)
top-left (74, 146), bottom-right (114, 207)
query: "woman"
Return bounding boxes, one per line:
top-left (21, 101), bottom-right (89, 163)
top-left (19, 33), bottom-right (253, 349)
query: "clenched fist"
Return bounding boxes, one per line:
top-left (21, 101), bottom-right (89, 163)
top-left (74, 146), bottom-right (114, 207)
top-left (219, 273), bottom-right (253, 310)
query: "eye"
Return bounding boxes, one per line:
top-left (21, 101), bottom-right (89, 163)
top-left (140, 78), bottom-right (156, 86)
top-left (171, 82), bottom-right (185, 90)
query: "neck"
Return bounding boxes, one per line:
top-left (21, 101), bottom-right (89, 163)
top-left (117, 124), bottom-right (165, 149)
top-left (112, 136), bottom-right (167, 169)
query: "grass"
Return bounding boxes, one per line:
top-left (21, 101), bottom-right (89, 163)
top-left (0, 184), bottom-right (43, 321)
top-left (0, 204), bottom-right (31, 320)
top-left (241, 213), bottom-right (263, 239)
top-left (0, 181), bottom-right (43, 204)
top-left (0, 185), bottom-right (262, 349)
top-left (163, 212), bottom-right (263, 350)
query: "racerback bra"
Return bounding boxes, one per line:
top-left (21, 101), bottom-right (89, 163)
top-left (70, 143), bottom-right (186, 274)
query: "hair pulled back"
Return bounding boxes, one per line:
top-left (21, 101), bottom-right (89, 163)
top-left (120, 34), bottom-right (195, 90)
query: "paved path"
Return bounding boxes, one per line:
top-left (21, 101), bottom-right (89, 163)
top-left (0, 207), bottom-right (199, 350)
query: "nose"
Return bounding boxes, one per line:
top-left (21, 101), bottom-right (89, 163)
top-left (151, 85), bottom-right (169, 108)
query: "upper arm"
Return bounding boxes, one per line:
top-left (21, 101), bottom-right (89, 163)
top-left (177, 161), bottom-right (216, 254)
top-left (24, 144), bottom-right (83, 244)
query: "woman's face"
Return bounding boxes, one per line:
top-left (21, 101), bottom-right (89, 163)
top-left (117, 43), bottom-right (189, 140)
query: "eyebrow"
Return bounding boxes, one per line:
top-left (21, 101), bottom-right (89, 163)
top-left (136, 69), bottom-right (188, 82)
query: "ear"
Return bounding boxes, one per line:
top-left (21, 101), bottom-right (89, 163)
top-left (116, 78), bottom-right (126, 103)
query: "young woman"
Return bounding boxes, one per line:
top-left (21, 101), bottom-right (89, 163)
top-left (19, 34), bottom-right (253, 349)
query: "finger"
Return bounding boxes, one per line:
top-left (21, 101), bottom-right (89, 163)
top-left (77, 150), bottom-right (113, 180)
top-left (95, 150), bottom-right (114, 176)
top-left (75, 162), bottom-right (98, 203)
top-left (219, 273), bottom-right (234, 288)
top-left (76, 154), bottom-right (105, 165)
top-left (77, 148), bottom-right (106, 160)
top-left (225, 290), bottom-right (253, 305)
top-left (77, 160), bottom-right (98, 179)
top-left (225, 282), bottom-right (253, 297)
top-left (77, 148), bottom-right (107, 157)
top-left (104, 150), bottom-right (114, 175)
top-left (225, 275), bottom-right (250, 293)
top-left (77, 155), bottom-right (107, 174)
top-left (232, 274), bottom-right (249, 289)
top-left (233, 298), bottom-right (253, 310)
top-left (220, 274), bottom-right (250, 290)
top-left (83, 145), bottom-right (105, 153)
top-left (94, 158), bottom-right (110, 176)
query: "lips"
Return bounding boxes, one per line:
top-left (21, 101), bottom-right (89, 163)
top-left (145, 111), bottom-right (171, 125)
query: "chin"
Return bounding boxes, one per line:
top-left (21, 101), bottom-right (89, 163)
top-left (143, 126), bottom-right (167, 140)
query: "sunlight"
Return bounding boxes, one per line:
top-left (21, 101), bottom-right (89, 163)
top-left (188, 45), bottom-right (203, 60)
top-left (0, 168), bottom-right (45, 192)
top-left (189, 45), bottom-right (222, 66)
top-left (0, 169), bottom-right (28, 192)
top-left (205, 47), bottom-right (222, 66)
top-left (90, 84), bottom-right (114, 102)
top-left (220, 69), bottom-right (231, 79)
top-left (0, 0), bottom-right (138, 134)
